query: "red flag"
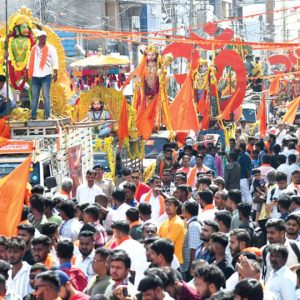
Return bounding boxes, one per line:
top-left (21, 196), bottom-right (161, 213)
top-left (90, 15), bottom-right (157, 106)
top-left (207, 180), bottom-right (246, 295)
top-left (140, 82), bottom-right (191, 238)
top-left (257, 94), bottom-right (267, 137)
top-left (117, 98), bottom-right (129, 146)
top-left (0, 155), bottom-right (32, 236)
top-left (136, 94), bottom-right (159, 140)
top-left (282, 96), bottom-right (300, 124)
top-left (170, 73), bottom-right (200, 131)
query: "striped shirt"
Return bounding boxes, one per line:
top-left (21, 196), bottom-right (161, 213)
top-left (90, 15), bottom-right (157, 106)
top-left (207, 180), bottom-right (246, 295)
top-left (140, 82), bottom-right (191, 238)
top-left (6, 261), bottom-right (32, 299)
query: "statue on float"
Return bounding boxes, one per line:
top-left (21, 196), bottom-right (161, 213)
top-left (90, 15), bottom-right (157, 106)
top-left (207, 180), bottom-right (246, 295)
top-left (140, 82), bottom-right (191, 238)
top-left (122, 43), bottom-right (174, 139)
top-left (0, 7), bottom-right (74, 120)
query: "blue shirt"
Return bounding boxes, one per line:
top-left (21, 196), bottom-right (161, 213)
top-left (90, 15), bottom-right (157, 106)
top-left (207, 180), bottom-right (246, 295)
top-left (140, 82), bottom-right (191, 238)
top-left (238, 152), bottom-right (252, 179)
top-left (204, 154), bottom-right (216, 173)
top-left (195, 242), bottom-right (214, 263)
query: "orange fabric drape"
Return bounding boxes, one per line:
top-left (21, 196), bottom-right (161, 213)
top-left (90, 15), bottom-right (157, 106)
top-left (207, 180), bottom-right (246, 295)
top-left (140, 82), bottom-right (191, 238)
top-left (121, 55), bottom-right (147, 91)
top-left (282, 96), bottom-right (300, 124)
top-left (28, 44), bottom-right (49, 79)
top-left (257, 94), bottom-right (267, 137)
top-left (136, 94), bottom-right (159, 140)
top-left (144, 190), bottom-right (165, 216)
top-left (0, 155), bottom-right (32, 236)
top-left (117, 97), bottom-right (129, 146)
top-left (187, 166), bottom-right (198, 186)
top-left (269, 76), bottom-right (281, 95)
top-left (170, 73), bottom-right (200, 131)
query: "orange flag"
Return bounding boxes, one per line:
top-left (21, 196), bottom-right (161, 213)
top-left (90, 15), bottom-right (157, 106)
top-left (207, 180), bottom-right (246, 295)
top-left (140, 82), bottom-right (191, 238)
top-left (257, 94), bottom-right (267, 137)
top-left (282, 96), bottom-right (300, 124)
top-left (0, 155), bottom-right (32, 236)
top-left (136, 94), bottom-right (159, 140)
top-left (117, 98), bottom-right (129, 146)
top-left (170, 73), bottom-right (200, 131)
top-left (269, 76), bottom-right (281, 95)
top-left (0, 117), bottom-right (11, 139)
top-left (121, 56), bottom-right (147, 91)
top-left (216, 89), bottom-right (240, 121)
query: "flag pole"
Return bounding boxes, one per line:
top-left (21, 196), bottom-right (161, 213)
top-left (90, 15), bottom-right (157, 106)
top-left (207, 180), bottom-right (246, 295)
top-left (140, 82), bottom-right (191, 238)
top-left (5, 0), bottom-right (9, 116)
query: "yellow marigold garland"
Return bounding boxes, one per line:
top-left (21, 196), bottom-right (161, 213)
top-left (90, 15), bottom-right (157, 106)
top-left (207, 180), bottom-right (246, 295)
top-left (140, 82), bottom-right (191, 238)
top-left (123, 138), bottom-right (144, 160)
top-left (144, 162), bottom-right (156, 184)
top-left (94, 136), bottom-right (115, 180)
top-left (8, 38), bottom-right (31, 71)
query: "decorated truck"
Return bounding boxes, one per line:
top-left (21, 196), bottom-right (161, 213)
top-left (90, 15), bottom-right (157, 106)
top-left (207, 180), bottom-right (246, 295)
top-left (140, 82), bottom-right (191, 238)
top-left (0, 118), bottom-right (93, 194)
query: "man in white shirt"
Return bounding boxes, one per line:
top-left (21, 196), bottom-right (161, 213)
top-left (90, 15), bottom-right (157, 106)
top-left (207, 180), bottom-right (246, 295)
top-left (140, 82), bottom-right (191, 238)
top-left (111, 189), bottom-right (131, 222)
top-left (76, 170), bottom-right (104, 205)
top-left (6, 237), bottom-right (32, 299)
top-left (140, 176), bottom-right (166, 224)
top-left (276, 123), bottom-right (287, 145)
top-left (75, 231), bottom-right (95, 281)
top-left (113, 221), bottom-right (148, 288)
top-left (266, 172), bottom-right (288, 219)
top-left (262, 219), bottom-right (300, 282)
top-left (0, 75), bottom-right (16, 117)
top-left (287, 170), bottom-right (300, 196)
top-left (198, 189), bottom-right (217, 222)
top-left (265, 244), bottom-right (297, 300)
top-left (25, 30), bottom-right (58, 120)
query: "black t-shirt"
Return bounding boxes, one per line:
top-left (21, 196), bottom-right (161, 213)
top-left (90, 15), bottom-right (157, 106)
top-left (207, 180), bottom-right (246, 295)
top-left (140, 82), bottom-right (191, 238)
top-left (23, 249), bottom-right (35, 265)
top-left (215, 258), bottom-right (235, 280)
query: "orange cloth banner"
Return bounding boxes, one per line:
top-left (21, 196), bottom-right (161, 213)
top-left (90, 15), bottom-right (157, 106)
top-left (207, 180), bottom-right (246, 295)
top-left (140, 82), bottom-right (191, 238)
top-left (257, 94), bottom-right (267, 137)
top-left (0, 155), bottom-right (32, 237)
top-left (136, 94), bottom-right (159, 140)
top-left (117, 98), bottom-right (129, 146)
top-left (170, 73), bottom-right (200, 131)
top-left (282, 96), bottom-right (300, 124)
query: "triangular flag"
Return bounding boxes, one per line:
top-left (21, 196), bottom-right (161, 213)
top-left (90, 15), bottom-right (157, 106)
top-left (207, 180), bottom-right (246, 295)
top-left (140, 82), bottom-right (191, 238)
top-left (0, 155), bottom-right (32, 236)
top-left (136, 94), bottom-right (159, 140)
top-left (269, 76), bottom-right (281, 95)
top-left (282, 96), bottom-right (300, 124)
top-left (216, 89), bottom-right (240, 121)
top-left (117, 98), bottom-right (129, 146)
top-left (170, 73), bottom-right (200, 131)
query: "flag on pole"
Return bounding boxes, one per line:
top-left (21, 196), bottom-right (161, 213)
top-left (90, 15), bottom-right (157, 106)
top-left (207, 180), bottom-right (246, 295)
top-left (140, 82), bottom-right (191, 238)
top-left (0, 155), bottom-right (32, 236)
top-left (282, 96), bottom-right (300, 124)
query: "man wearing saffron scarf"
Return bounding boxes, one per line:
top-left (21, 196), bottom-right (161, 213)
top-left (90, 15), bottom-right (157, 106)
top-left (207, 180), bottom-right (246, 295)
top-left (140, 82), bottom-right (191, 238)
top-left (26, 30), bottom-right (58, 120)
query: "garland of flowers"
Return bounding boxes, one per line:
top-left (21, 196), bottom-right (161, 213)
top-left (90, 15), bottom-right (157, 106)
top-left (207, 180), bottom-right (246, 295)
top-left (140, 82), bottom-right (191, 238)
top-left (8, 36), bottom-right (32, 71)
top-left (144, 162), bottom-right (156, 184)
top-left (94, 136), bottom-right (115, 179)
top-left (123, 138), bottom-right (144, 160)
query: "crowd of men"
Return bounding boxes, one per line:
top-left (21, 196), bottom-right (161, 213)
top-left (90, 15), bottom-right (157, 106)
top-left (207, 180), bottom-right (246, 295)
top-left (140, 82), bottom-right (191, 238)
top-left (0, 122), bottom-right (300, 300)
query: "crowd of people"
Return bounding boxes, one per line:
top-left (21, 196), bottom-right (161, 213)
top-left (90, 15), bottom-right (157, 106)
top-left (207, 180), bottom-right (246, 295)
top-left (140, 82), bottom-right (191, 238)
top-left (0, 122), bottom-right (300, 300)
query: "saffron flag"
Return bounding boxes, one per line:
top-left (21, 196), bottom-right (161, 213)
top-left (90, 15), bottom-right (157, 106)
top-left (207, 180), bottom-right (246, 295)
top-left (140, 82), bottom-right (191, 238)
top-left (216, 89), bottom-right (240, 121)
top-left (170, 73), bottom-right (200, 131)
top-left (136, 94), bottom-right (159, 140)
top-left (117, 98), bottom-right (129, 146)
top-left (269, 76), bottom-right (280, 95)
top-left (257, 94), bottom-right (267, 137)
top-left (0, 117), bottom-right (11, 139)
top-left (282, 96), bottom-right (300, 124)
top-left (0, 155), bottom-right (32, 236)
